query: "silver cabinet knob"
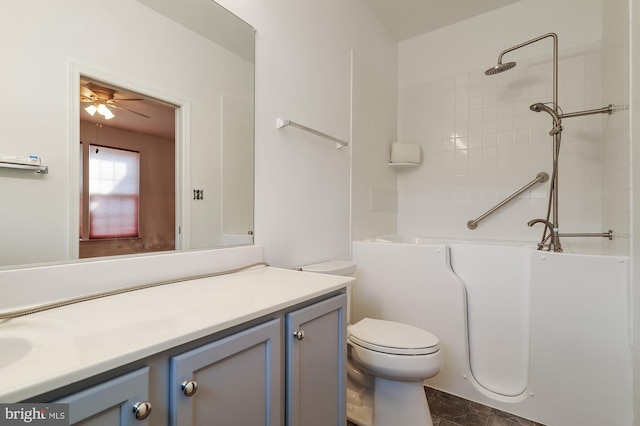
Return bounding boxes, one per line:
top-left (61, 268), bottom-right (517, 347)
top-left (181, 380), bottom-right (198, 397)
top-left (293, 330), bottom-right (305, 341)
top-left (132, 401), bottom-right (152, 420)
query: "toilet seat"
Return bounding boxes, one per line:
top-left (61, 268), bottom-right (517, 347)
top-left (348, 318), bottom-right (439, 355)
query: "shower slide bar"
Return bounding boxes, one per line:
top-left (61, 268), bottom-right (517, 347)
top-left (467, 172), bottom-right (549, 230)
top-left (276, 118), bottom-right (349, 149)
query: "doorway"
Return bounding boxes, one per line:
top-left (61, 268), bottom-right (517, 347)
top-left (79, 76), bottom-right (178, 259)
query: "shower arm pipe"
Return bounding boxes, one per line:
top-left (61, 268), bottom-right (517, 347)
top-left (559, 105), bottom-right (614, 119)
top-left (467, 172), bottom-right (549, 230)
top-left (496, 33), bottom-right (558, 107)
top-left (558, 230), bottom-right (613, 240)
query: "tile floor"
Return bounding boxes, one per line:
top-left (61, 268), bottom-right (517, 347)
top-left (347, 387), bottom-right (547, 426)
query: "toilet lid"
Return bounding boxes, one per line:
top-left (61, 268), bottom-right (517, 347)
top-left (348, 318), bottom-right (439, 355)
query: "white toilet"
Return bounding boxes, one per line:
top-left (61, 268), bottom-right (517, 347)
top-left (300, 260), bottom-right (442, 426)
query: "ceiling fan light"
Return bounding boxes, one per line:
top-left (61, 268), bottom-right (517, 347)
top-left (97, 103), bottom-right (115, 120)
top-left (84, 104), bottom-right (97, 116)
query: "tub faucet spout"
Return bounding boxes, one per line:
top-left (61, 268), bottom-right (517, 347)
top-left (527, 218), bottom-right (563, 252)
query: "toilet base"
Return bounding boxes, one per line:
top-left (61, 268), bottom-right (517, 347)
top-left (346, 376), bottom-right (433, 426)
top-left (346, 381), bottom-right (373, 426)
top-left (373, 377), bottom-right (433, 426)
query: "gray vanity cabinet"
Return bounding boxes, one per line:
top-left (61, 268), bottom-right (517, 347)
top-left (38, 291), bottom-right (347, 426)
top-left (168, 319), bottom-right (281, 426)
top-left (55, 367), bottom-right (151, 426)
top-left (285, 294), bottom-right (347, 426)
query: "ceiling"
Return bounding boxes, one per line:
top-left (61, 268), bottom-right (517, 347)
top-left (80, 78), bottom-right (176, 140)
top-left (365, 0), bottom-right (523, 41)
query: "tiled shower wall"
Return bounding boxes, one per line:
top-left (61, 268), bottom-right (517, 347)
top-left (396, 41), bottom-right (624, 253)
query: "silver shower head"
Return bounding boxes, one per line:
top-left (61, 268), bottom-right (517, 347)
top-left (530, 103), bottom-right (563, 134)
top-left (485, 61), bottom-right (517, 75)
top-left (530, 103), bottom-right (560, 122)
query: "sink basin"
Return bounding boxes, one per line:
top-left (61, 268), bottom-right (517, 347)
top-left (0, 336), bottom-right (34, 368)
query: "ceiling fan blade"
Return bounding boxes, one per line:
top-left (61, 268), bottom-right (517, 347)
top-left (112, 104), bottom-right (151, 119)
top-left (112, 98), bottom-right (145, 102)
top-left (80, 86), bottom-right (97, 99)
top-left (80, 96), bottom-right (96, 103)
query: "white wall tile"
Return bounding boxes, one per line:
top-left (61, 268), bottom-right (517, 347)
top-left (398, 39), bottom-right (611, 245)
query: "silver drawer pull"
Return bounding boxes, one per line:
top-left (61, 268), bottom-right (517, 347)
top-left (133, 401), bottom-right (152, 420)
top-left (181, 380), bottom-right (198, 397)
top-left (293, 330), bottom-right (305, 341)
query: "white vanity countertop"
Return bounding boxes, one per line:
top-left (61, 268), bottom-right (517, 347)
top-left (0, 266), bottom-right (352, 402)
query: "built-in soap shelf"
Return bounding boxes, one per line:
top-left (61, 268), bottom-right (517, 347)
top-left (388, 162), bottom-right (419, 169)
top-left (388, 142), bottom-right (421, 168)
top-left (0, 162), bottom-right (48, 174)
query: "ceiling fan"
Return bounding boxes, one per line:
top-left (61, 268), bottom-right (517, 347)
top-left (80, 82), bottom-right (150, 119)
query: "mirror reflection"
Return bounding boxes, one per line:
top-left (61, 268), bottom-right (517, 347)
top-left (0, 0), bottom-right (254, 269)
top-left (79, 77), bottom-right (177, 259)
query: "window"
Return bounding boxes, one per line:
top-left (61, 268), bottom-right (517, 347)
top-left (86, 145), bottom-right (140, 239)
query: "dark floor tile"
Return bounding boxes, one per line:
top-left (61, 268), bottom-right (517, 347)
top-left (428, 397), bottom-right (469, 424)
top-left (425, 386), bottom-right (439, 398)
top-left (487, 411), bottom-right (513, 426)
top-left (426, 388), bottom-right (474, 424)
top-left (439, 419), bottom-right (463, 426)
top-left (489, 409), bottom-right (535, 426)
top-left (466, 409), bottom-right (490, 426)
top-left (350, 387), bottom-right (546, 426)
top-left (436, 389), bottom-right (473, 408)
top-left (464, 401), bottom-right (491, 426)
top-left (469, 401), bottom-right (492, 415)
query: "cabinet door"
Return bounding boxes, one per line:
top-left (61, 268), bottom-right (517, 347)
top-left (56, 367), bottom-right (151, 426)
top-left (286, 294), bottom-right (347, 426)
top-left (169, 319), bottom-right (281, 426)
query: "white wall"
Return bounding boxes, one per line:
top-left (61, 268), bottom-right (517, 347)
top-left (215, 0), bottom-right (397, 268)
top-left (222, 96), bottom-right (254, 237)
top-left (0, 0), bottom-right (253, 267)
top-left (351, 52), bottom-right (399, 241)
top-left (396, 0), bottom-right (615, 252)
top-left (627, 0), bottom-right (640, 420)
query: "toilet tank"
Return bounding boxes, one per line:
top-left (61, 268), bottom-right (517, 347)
top-left (299, 260), bottom-right (355, 323)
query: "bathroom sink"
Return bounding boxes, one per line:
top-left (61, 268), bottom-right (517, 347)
top-left (0, 336), bottom-right (34, 368)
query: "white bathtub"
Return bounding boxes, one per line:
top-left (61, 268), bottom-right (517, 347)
top-left (352, 235), bottom-right (631, 426)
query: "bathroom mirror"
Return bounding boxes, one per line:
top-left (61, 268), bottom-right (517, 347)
top-left (0, 0), bottom-right (254, 268)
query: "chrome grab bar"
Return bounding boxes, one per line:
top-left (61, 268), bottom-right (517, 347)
top-left (467, 172), bottom-right (549, 230)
